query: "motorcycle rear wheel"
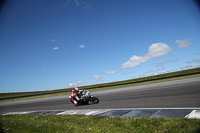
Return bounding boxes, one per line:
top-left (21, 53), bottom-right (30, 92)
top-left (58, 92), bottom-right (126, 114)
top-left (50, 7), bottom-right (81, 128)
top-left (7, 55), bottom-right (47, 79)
top-left (90, 97), bottom-right (99, 104)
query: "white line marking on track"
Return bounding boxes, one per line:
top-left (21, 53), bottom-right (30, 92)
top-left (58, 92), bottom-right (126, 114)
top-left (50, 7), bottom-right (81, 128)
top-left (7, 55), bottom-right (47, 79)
top-left (2, 109), bottom-right (200, 119)
top-left (185, 110), bottom-right (200, 119)
top-left (3, 111), bottom-right (33, 115)
top-left (85, 111), bottom-right (98, 115)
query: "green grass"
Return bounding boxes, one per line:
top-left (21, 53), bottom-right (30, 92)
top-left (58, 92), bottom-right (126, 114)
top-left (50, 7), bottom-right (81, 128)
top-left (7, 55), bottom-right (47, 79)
top-left (1, 68), bottom-right (200, 103)
top-left (0, 114), bottom-right (200, 133)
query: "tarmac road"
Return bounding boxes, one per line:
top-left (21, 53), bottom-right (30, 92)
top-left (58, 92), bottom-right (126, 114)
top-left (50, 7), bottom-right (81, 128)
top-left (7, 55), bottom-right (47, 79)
top-left (0, 78), bottom-right (200, 113)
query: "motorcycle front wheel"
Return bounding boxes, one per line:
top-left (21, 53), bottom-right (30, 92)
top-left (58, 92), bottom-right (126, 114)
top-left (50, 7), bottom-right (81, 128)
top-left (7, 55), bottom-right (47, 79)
top-left (90, 97), bottom-right (99, 104)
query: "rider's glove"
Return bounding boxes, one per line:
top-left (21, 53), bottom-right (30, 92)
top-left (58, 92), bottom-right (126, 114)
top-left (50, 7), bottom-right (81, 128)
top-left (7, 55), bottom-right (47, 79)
top-left (76, 97), bottom-right (80, 101)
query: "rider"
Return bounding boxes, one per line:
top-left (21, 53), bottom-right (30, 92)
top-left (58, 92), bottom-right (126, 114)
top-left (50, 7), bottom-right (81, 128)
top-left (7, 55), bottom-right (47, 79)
top-left (71, 87), bottom-right (80, 106)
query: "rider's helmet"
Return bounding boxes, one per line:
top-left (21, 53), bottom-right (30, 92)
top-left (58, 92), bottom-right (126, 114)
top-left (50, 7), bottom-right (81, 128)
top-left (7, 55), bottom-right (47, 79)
top-left (74, 87), bottom-right (79, 93)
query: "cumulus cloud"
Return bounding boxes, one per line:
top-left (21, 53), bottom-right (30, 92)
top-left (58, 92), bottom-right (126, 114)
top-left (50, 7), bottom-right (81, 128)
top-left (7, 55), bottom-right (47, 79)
top-left (92, 75), bottom-right (101, 82)
top-left (175, 39), bottom-right (193, 48)
top-left (79, 44), bottom-right (85, 48)
top-left (53, 47), bottom-right (59, 50)
top-left (120, 43), bottom-right (172, 69)
top-left (102, 71), bottom-right (116, 75)
top-left (68, 80), bottom-right (84, 87)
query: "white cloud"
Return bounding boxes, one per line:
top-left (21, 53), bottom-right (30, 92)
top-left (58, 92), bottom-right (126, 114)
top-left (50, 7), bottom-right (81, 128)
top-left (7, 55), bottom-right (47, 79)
top-left (64, 0), bottom-right (90, 9)
top-left (161, 70), bottom-right (167, 74)
top-left (184, 58), bottom-right (200, 64)
top-left (193, 58), bottom-right (200, 63)
top-left (180, 65), bottom-right (199, 70)
top-left (152, 62), bottom-right (165, 67)
top-left (184, 60), bottom-right (192, 63)
top-left (152, 59), bottom-right (179, 67)
top-left (171, 52), bottom-right (176, 55)
top-left (53, 47), bottom-right (59, 50)
top-left (168, 69), bottom-right (173, 72)
top-left (64, 0), bottom-right (70, 5)
top-left (102, 71), bottom-right (116, 75)
top-left (144, 69), bottom-right (160, 74)
top-left (74, 0), bottom-right (80, 6)
top-left (92, 75), bottom-right (101, 82)
top-left (120, 43), bottom-right (172, 69)
top-left (138, 74), bottom-right (145, 78)
top-left (79, 44), bottom-right (85, 48)
top-left (175, 39), bottom-right (193, 48)
top-left (180, 65), bottom-right (193, 70)
top-left (121, 72), bottom-right (130, 75)
top-left (68, 80), bottom-right (84, 87)
top-left (154, 69), bottom-right (174, 75)
top-left (51, 39), bottom-right (56, 42)
top-left (193, 65), bottom-right (200, 68)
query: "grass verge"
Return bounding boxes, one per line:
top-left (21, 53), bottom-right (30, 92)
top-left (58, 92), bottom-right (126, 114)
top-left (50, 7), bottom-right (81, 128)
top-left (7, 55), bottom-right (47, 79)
top-left (1, 114), bottom-right (200, 133)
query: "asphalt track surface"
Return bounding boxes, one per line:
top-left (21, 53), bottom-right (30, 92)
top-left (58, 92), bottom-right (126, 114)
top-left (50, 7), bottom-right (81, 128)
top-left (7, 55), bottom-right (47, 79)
top-left (0, 78), bottom-right (200, 114)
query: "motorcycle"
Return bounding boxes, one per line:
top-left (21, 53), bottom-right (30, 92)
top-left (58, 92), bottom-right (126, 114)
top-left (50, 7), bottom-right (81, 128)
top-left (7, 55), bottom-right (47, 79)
top-left (69, 89), bottom-right (99, 105)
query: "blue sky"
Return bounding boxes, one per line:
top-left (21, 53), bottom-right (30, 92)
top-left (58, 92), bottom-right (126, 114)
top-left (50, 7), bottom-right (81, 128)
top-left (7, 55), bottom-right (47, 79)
top-left (0, 0), bottom-right (200, 93)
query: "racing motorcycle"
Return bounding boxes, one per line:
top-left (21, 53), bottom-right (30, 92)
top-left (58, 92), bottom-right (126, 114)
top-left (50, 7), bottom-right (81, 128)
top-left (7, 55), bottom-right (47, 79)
top-left (69, 89), bottom-right (99, 105)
